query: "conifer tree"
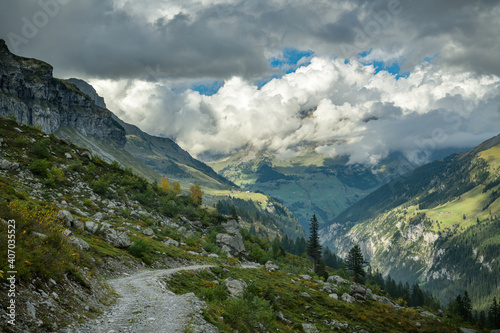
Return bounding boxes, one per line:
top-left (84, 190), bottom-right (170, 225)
top-left (307, 214), bottom-right (322, 273)
top-left (346, 244), bottom-right (367, 284)
top-left (490, 297), bottom-right (500, 328)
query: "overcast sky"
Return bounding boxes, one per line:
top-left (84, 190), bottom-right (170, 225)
top-left (1, 0), bottom-right (499, 164)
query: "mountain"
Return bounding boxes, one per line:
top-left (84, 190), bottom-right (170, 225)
top-left (66, 78), bottom-right (234, 189)
top-left (0, 38), bottom-right (232, 189)
top-left (0, 116), bottom-right (470, 333)
top-left (321, 133), bottom-right (500, 310)
top-left (208, 145), bottom-right (443, 231)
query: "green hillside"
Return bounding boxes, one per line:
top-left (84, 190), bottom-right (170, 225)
top-left (209, 146), bottom-right (389, 231)
top-left (322, 133), bottom-right (500, 311)
top-left (0, 116), bottom-right (471, 332)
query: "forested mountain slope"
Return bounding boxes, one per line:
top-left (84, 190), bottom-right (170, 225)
top-left (321, 133), bottom-right (500, 311)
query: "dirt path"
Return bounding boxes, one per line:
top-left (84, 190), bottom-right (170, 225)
top-left (71, 265), bottom-right (218, 333)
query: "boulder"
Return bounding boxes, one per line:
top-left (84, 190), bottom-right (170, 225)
top-left (329, 293), bottom-right (338, 300)
top-left (350, 283), bottom-right (366, 295)
top-left (300, 275), bottom-right (312, 280)
top-left (105, 228), bottom-right (131, 248)
top-left (92, 212), bottom-right (104, 221)
top-left (73, 218), bottom-right (84, 230)
top-left (265, 261), bottom-right (279, 272)
top-left (327, 275), bottom-right (347, 284)
top-left (224, 278), bottom-right (247, 297)
top-left (58, 210), bottom-right (74, 227)
top-left (302, 324), bottom-right (319, 333)
top-left (420, 311), bottom-right (437, 319)
top-left (216, 232), bottom-right (245, 256)
top-left (68, 236), bottom-right (90, 251)
top-left (276, 311), bottom-right (292, 324)
top-left (0, 158), bottom-right (19, 170)
top-left (164, 238), bottom-right (179, 247)
top-left (84, 221), bottom-right (99, 234)
top-left (64, 152), bottom-right (72, 159)
top-left (221, 220), bottom-right (240, 234)
top-left (100, 222), bottom-right (112, 231)
top-left (81, 151), bottom-right (92, 160)
top-left (341, 293), bottom-right (355, 303)
top-left (143, 228), bottom-right (155, 236)
top-left (32, 232), bottom-right (47, 239)
top-left (300, 292), bottom-right (312, 299)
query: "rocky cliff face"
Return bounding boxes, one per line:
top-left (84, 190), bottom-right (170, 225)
top-left (0, 39), bottom-right (125, 145)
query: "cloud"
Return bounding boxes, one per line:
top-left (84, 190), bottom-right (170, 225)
top-left (92, 57), bottom-right (500, 165)
top-left (1, 0), bottom-right (499, 165)
top-left (1, 0), bottom-right (500, 80)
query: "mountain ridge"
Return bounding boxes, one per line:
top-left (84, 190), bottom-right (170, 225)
top-left (321, 132), bottom-right (500, 310)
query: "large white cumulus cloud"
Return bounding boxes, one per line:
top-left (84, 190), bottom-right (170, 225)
top-left (92, 57), bottom-right (500, 165)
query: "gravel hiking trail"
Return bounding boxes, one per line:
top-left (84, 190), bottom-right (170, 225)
top-left (71, 265), bottom-right (218, 333)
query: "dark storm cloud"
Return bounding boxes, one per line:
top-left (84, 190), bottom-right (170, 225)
top-left (1, 0), bottom-right (499, 79)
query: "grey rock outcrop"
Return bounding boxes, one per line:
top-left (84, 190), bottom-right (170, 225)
top-left (302, 323), bottom-right (319, 333)
top-left (327, 275), bottom-right (347, 284)
top-left (0, 40), bottom-right (125, 145)
top-left (84, 221), bottom-right (99, 234)
top-left (143, 228), bottom-right (155, 236)
top-left (105, 228), bottom-right (131, 248)
top-left (164, 238), bottom-right (179, 247)
top-left (224, 278), bottom-right (247, 297)
top-left (216, 232), bottom-right (245, 256)
top-left (341, 293), bottom-right (355, 303)
top-left (265, 261), bottom-right (279, 272)
top-left (221, 220), bottom-right (240, 234)
top-left (0, 158), bottom-right (19, 170)
top-left (68, 236), bottom-right (90, 251)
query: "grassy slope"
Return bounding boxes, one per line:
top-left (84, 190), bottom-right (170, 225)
top-left (323, 136), bottom-right (500, 311)
top-left (0, 117), bottom-right (480, 332)
top-left (209, 147), bottom-right (382, 230)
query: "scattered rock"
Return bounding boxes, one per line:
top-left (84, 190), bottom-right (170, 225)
top-left (300, 292), bottom-right (312, 299)
top-left (32, 231), bottom-right (47, 239)
top-left (81, 151), bottom-right (92, 160)
top-left (26, 301), bottom-right (36, 319)
top-left (164, 238), bottom-right (179, 247)
top-left (341, 293), bottom-right (355, 303)
top-left (221, 220), bottom-right (240, 234)
top-left (64, 152), bottom-right (72, 159)
top-left (302, 323), bottom-right (319, 333)
top-left (92, 212), bottom-right (104, 221)
top-left (216, 232), bottom-right (245, 256)
top-left (58, 210), bottom-right (74, 227)
top-left (100, 222), bottom-right (112, 231)
top-left (329, 293), bottom-right (338, 300)
top-left (224, 278), bottom-right (247, 297)
top-left (265, 261), bottom-right (279, 272)
top-left (420, 311), bottom-right (438, 319)
top-left (276, 311), bottom-right (292, 324)
top-left (62, 229), bottom-right (72, 237)
top-left (105, 228), bottom-right (131, 248)
top-left (300, 274), bottom-right (312, 280)
top-left (459, 328), bottom-right (479, 333)
top-left (85, 221), bottom-right (99, 234)
top-left (143, 228), bottom-right (155, 236)
top-left (207, 253), bottom-right (219, 258)
top-left (68, 236), bottom-right (90, 251)
top-left (0, 158), bottom-right (19, 170)
top-left (327, 275), bottom-right (347, 284)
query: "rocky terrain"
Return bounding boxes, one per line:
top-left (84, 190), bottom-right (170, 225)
top-left (0, 117), bottom-right (474, 332)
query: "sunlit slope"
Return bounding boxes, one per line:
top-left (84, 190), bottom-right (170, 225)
top-left (321, 133), bottom-right (500, 311)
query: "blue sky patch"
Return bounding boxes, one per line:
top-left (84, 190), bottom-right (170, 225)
top-left (191, 80), bottom-right (225, 96)
top-left (269, 48), bottom-right (314, 74)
